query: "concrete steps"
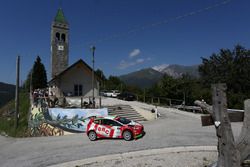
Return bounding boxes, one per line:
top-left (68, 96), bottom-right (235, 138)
top-left (106, 105), bottom-right (147, 122)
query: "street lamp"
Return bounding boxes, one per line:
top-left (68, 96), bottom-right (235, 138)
top-left (91, 45), bottom-right (96, 108)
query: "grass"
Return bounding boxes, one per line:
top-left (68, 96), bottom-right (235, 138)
top-left (0, 90), bottom-right (30, 137)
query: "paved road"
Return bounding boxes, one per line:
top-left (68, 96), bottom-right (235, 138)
top-left (0, 108), bottom-right (241, 167)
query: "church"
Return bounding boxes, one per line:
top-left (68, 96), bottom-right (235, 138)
top-left (48, 8), bottom-right (100, 97)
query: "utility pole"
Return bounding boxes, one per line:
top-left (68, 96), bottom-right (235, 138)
top-left (91, 46), bottom-right (96, 108)
top-left (15, 55), bottom-right (20, 131)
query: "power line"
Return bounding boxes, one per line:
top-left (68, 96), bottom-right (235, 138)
top-left (83, 0), bottom-right (232, 47)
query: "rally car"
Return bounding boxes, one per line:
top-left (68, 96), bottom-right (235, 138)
top-left (86, 116), bottom-right (144, 141)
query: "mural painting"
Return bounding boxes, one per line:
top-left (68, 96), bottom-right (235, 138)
top-left (29, 107), bottom-right (108, 136)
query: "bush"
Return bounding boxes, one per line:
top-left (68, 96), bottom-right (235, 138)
top-left (0, 90), bottom-right (30, 137)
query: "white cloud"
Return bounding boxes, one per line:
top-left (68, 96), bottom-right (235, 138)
top-left (118, 60), bottom-right (136, 69)
top-left (118, 49), bottom-right (152, 70)
top-left (129, 49), bottom-right (141, 58)
top-left (136, 58), bottom-right (144, 63)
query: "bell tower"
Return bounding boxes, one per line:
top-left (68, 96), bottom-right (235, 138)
top-left (51, 8), bottom-right (69, 78)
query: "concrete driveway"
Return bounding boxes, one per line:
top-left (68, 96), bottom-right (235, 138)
top-left (0, 106), bottom-right (242, 167)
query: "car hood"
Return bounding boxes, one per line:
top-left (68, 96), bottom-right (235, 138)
top-left (128, 120), bottom-right (142, 126)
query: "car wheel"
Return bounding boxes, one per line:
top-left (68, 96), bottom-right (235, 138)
top-left (88, 131), bottom-right (97, 141)
top-left (123, 130), bottom-right (133, 141)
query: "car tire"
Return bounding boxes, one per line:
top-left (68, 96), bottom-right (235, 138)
top-left (88, 131), bottom-right (97, 141)
top-left (123, 130), bottom-right (133, 141)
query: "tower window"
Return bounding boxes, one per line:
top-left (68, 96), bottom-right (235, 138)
top-left (56, 32), bottom-right (60, 41)
top-left (61, 33), bottom-right (66, 42)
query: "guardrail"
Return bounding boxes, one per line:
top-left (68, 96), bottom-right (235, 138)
top-left (135, 94), bottom-right (183, 107)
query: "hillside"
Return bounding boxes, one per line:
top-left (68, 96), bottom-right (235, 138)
top-left (119, 68), bottom-right (163, 88)
top-left (0, 82), bottom-right (15, 108)
top-left (119, 64), bottom-right (199, 88)
top-left (0, 91), bottom-right (30, 137)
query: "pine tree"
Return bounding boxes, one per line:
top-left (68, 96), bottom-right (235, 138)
top-left (30, 56), bottom-right (47, 90)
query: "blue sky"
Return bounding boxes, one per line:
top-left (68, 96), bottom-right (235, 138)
top-left (1, 0), bottom-right (250, 84)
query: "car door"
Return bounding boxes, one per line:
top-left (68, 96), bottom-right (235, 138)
top-left (93, 119), bottom-right (110, 138)
top-left (98, 119), bottom-right (122, 138)
top-left (107, 120), bottom-right (123, 138)
top-left (95, 119), bottom-right (114, 138)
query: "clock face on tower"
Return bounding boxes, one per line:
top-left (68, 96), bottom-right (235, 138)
top-left (57, 45), bottom-right (64, 51)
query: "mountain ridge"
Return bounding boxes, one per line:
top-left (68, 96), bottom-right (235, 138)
top-left (119, 64), bottom-right (199, 88)
top-left (119, 68), bottom-right (163, 88)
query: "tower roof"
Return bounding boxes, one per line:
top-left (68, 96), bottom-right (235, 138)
top-left (54, 8), bottom-right (68, 24)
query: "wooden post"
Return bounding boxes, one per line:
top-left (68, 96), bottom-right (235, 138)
top-left (158, 97), bottom-right (160, 105)
top-left (195, 87), bottom-right (250, 166)
top-left (212, 84), bottom-right (240, 167)
top-left (151, 97), bottom-right (153, 104)
top-left (236, 99), bottom-right (250, 163)
top-left (15, 55), bottom-right (20, 131)
top-left (169, 99), bottom-right (172, 106)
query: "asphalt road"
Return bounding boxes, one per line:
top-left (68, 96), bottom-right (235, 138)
top-left (0, 108), bottom-right (242, 167)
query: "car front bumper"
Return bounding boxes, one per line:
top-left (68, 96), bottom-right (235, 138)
top-left (134, 131), bottom-right (145, 139)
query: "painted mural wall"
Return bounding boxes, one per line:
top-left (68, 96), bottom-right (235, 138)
top-left (30, 107), bottom-right (108, 136)
top-left (48, 108), bottom-right (108, 132)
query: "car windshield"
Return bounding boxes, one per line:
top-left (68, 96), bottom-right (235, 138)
top-left (117, 117), bottom-right (131, 124)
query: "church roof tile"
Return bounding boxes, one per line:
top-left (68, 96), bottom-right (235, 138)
top-left (54, 8), bottom-right (67, 24)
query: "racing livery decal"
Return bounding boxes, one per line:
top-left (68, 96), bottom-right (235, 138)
top-left (86, 116), bottom-right (145, 141)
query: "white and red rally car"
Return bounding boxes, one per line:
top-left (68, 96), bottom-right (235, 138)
top-left (86, 116), bottom-right (145, 141)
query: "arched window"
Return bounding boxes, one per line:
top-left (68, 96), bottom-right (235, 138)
top-left (61, 33), bottom-right (66, 42)
top-left (56, 32), bottom-right (60, 41)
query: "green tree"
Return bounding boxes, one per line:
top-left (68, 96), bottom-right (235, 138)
top-left (146, 73), bottom-right (211, 106)
top-left (158, 75), bottom-right (179, 98)
top-left (199, 45), bottom-right (250, 108)
top-left (106, 76), bottom-right (124, 91)
top-left (24, 70), bottom-right (32, 91)
top-left (25, 56), bottom-right (47, 90)
top-left (95, 69), bottom-right (107, 89)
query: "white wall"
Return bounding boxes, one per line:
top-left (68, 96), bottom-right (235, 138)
top-left (58, 64), bottom-right (99, 97)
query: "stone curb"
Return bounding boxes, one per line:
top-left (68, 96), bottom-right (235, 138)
top-left (48, 146), bottom-right (217, 167)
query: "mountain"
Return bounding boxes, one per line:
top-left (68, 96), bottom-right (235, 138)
top-left (119, 68), bottom-right (163, 88)
top-left (152, 64), bottom-right (169, 72)
top-left (0, 82), bottom-right (15, 108)
top-left (153, 64), bottom-right (199, 78)
top-left (119, 64), bottom-right (199, 88)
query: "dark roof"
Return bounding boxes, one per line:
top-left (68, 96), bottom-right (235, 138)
top-left (49, 59), bottom-right (101, 83)
top-left (54, 8), bottom-right (68, 24)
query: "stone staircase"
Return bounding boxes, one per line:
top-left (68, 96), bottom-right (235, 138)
top-left (106, 105), bottom-right (147, 122)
